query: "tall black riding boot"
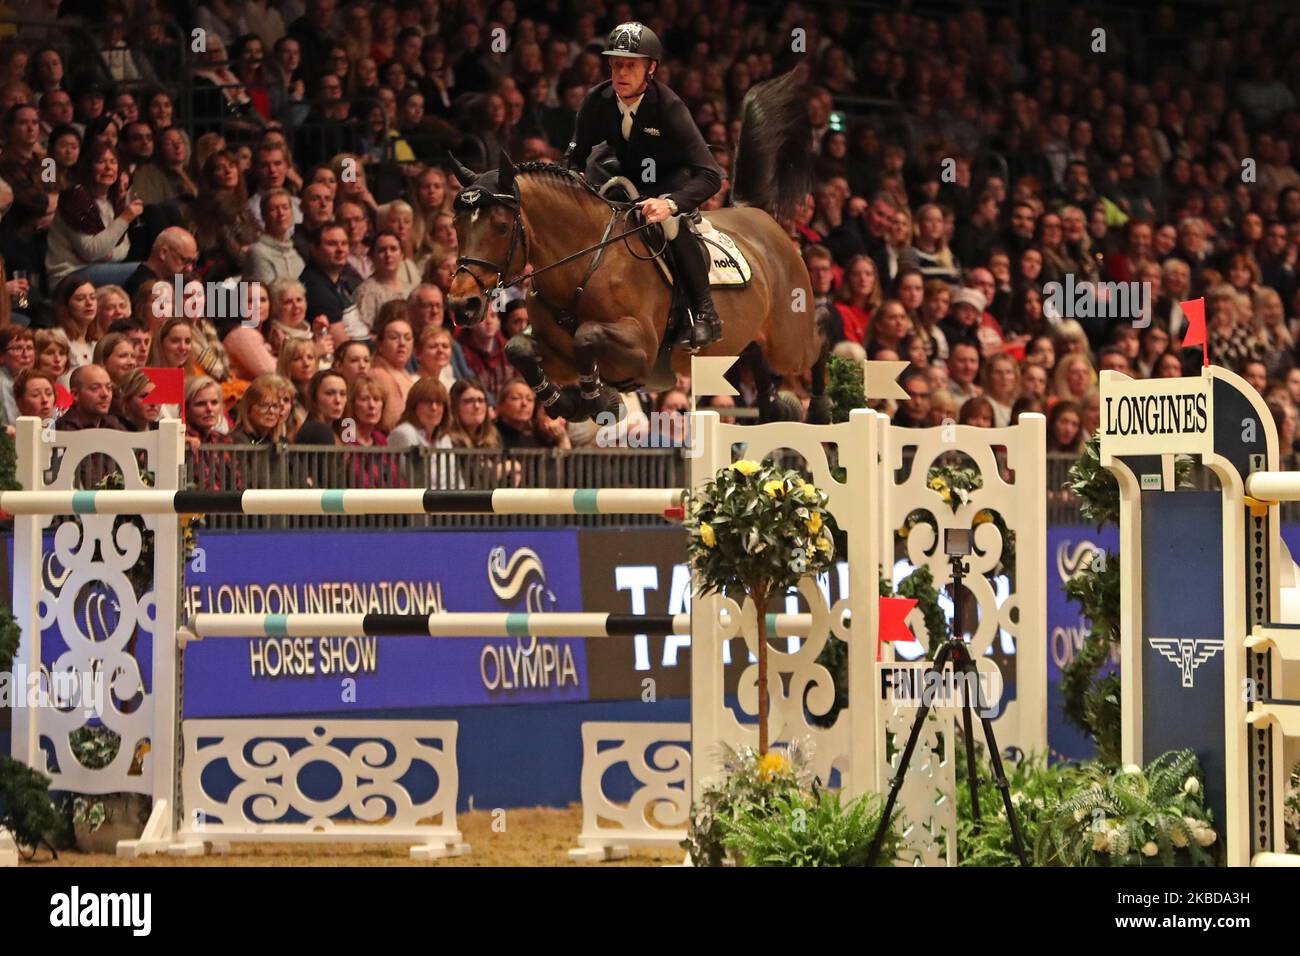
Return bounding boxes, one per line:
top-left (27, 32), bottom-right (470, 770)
top-left (668, 228), bottom-right (722, 351)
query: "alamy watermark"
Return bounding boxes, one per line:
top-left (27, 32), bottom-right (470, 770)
top-left (1043, 274), bottom-right (1152, 328)
top-left (153, 275), bottom-right (265, 328)
top-left (0, 664), bottom-right (104, 717)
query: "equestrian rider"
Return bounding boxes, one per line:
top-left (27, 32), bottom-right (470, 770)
top-left (564, 22), bottom-right (724, 351)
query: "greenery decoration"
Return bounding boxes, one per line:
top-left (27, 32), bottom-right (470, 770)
top-left (724, 787), bottom-right (901, 867)
top-left (955, 747), bottom-right (1085, 866)
top-left (686, 460), bottom-right (834, 752)
top-left (1035, 750), bottom-right (1218, 866)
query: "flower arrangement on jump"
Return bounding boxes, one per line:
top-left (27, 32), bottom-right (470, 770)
top-left (685, 459), bottom-right (835, 754)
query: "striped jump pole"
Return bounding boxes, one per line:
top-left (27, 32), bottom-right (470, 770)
top-left (186, 611), bottom-right (832, 640)
top-left (0, 487), bottom-right (687, 518)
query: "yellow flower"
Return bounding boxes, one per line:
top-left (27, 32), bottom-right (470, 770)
top-left (799, 480), bottom-right (818, 498)
top-left (758, 752), bottom-right (787, 779)
top-left (806, 511), bottom-right (822, 534)
top-left (699, 522), bottom-right (716, 548)
top-left (763, 479), bottom-right (785, 497)
top-left (730, 460), bottom-right (760, 476)
top-left (816, 534), bottom-right (831, 553)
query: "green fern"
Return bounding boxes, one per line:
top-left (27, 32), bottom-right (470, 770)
top-left (1035, 750), bottom-right (1218, 866)
top-left (724, 787), bottom-right (902, 867)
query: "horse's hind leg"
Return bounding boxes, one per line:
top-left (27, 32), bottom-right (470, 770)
top-left (805, 351), bottom-right (831, 424)
top-left (740, 342), bottom-right (801, 423)
top-left (570, 320), bottom-right (654, 422)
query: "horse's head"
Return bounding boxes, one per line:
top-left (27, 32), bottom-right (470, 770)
top-left (447, 151), bottom-right (525, 328)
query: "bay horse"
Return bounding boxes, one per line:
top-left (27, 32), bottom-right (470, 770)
top-left (447, 69), bottom-right (829, 424)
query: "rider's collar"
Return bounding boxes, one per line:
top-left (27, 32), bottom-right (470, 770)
top-left (616, 90), bottom-right (646, 114)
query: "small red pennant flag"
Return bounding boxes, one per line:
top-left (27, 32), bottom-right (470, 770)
top-left (140, 367), bottom-right (186, 423)
top-left (1178, 297), bottom-right (1208, 368)
top-left (878, 596), bottom-right (919, 661)
top-left (54, 383), bottom-right (73, 412)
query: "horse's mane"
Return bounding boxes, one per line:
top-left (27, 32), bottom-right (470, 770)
top-left (514, 161), bottom-right (604, 200)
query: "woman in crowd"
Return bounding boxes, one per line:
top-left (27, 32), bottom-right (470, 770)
top-left (957, 395), bottom-right (995, 427)
top-left (295, 368), bottom-right (350, 445)
top-left (133, 127), bottom-right (198, 207)
top-left (112, 368), bottom-right (160, 432)
top-left (11, 369), bottom-right (58, 432)
top-left (864, 299), bottom-right (911, 358)
top-left (448, 378), bottom-right (501, 450)
top-left (224, 280), bottom-right (276, 381)
top-left (412, 166), bottom-right (451, 261)
top-left (355, 233), bottom-right (417, 333)
top-left (94, 285), bottom-right (131, 335)
top-left (389, 376), bottom-right (453, 450)
top-left (93, 331), bottom-right (137, 383)
top-left (267, 277), bottom-right (332, 363)
top-left (495, 378), bottom-right (544, 450)
top-left (1135, 325), bottom-right (1172, 378)
top-left (899, 203), bottom-right (961, 284)
top-left (345, 373), bottom-right (390, 448)
top-left (48, 124), bottom-right (80, 191)
top-left (378, 201), bottom-right (425, 280)
top-left (244, 188), bottom-right (304, 286)
top-left (415, 325), bottom-right (458, 391)
top-left (1047, 399), bottom-right (1085, 454)
top-left (832, 255), bottom-right (881, 345)
top-left (1051, 353), bottom-right (1097, 408)
top-left (34, 329), bottom-right (72, 388)
top-left (185, 375), bottom-right (241, 490)
top-left (1004, 286), bottom-right (1049, 341)
top-left (190, 148), bottom-right (262, 281)
top-left (980, 353), bottom-right (1022, 428)
top-left (191, 33), bottom-right (263, 141)
top-left (332, 153), bottom-right (380, 215)
top-left (54, 276), bottom-right (99, 369)
top-left (276, 337), bottom-right (319, 433)
top-left (367, 304), bottom-right (417, 433)
top-left (1154, 349), bottom-right (1189, 378)
top-left (333, 340), bottom-right (373, 380)
top-left (45, 143), bottom-right (143, 288)
top-left (229, 373), bottom-right (288, 445)
top-left (147, 89), bottom-right (176, 131)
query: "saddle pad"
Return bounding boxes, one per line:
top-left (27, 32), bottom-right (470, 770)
top-left (653, 218), bottom-right (753, 287)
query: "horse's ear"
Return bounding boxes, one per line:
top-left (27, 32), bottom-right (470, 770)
top-left (448, 151), bottom-right (477, 186)
top-left (498, 149), bottom-right (516, 191)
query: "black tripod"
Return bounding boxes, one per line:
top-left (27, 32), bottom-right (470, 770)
top-left (866, 548), bottom-right (1029, 866)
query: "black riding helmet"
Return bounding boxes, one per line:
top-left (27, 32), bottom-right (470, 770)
top-left (602, 22), bottom-right (664, 62)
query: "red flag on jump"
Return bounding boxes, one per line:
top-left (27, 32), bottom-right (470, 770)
top-left (139, 367), bottom-right (186, 422)
top-left (878, 596), bottom-right (919, 662)
top-left (1179, 297), bottom-right (1208, 367)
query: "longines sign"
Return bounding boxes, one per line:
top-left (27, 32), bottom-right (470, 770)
top-left (1098, 370), bottom-right (1212, 457)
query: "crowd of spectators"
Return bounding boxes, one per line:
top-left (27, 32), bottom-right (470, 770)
top-left (0, 1), bottom-right (1299, 487)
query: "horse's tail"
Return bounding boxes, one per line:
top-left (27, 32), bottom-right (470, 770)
top-left (729, 69), bottom-right (812, 222)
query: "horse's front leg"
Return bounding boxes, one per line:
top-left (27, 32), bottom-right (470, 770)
top-left (571, 318), bottom-right (656, 422)
top-left (506, 332), bottom-right (582, 421)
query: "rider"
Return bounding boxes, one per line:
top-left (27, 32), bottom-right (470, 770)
top-left (565, 22), bottom-right (724, 351)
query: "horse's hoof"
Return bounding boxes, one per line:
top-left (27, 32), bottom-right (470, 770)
top-left (805, 396), bottom-right (833, 425)
top-left (545, 386), bottom-right (582, 421)
top-left (769, 391), bottom-right (803, 422)
top-left (580, 386), bottom-right (625, 424)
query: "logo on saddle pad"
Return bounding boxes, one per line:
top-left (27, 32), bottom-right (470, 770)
top-left (643, 127), bottom-right (661, 136)
top-left (1148, 637), bottom-right (1224, 688)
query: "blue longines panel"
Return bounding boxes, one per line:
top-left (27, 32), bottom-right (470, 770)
top-left (1139, 490), bottom-right (1226, 831)
top-left (183, 530), bottom-right (589, 715)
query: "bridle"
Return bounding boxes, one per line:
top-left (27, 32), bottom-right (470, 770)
top-left (452, 173), bottom-right (667, 329)
top-left (451, 182), bottom-right (527, 325)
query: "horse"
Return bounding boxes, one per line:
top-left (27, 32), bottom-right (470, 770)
top-left (447, 69), bottom-right (829, 425)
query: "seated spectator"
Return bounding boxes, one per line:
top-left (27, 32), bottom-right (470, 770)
top-left (455, 302), bottom-right (512, 403)
top-left (1011, 395), bottom-right (1047, 424)
top-left (291, 181), bottom-right (335, 261)
top-left (54, 276), bottom-right (99, 369)
top-left (941, 288), bottom-right (986, 354)
top-left (92, 331), bottom-right (137, 383)
top-left (980, 353), bottom-right (1021, 427)
top-left (355, 232), bottom-right (417, 333)
top-left (56, 364), bottom-right (124, 431)
top-left (111, 368), bottom-right (161, 432)
top-left (46, 143), bottom-right (144, 288)
top-left (229, 374), bottom-right (288, 446)
top-left (344, 372), bottom-right (388, 449)
top-left (894, 368), bottom-right (931, 428)
top-left (899, 203), bottom-right (962, 284)
top-left (1047, 400), bottom-right (1084, 454)
top-left (276, 337), bottom-right (319, 430)
top-left (295, 368), bottom-right (349, 445)
top-left (132, 127), bottom-right (198, 208)
top-left (336, 199), bottom-right (374, 279)
top-left (388, 377), bottom-right (453, 451)
top-left (1051, 353), bottom-right (1097, 408)
top-left (958, 396), bottom-right (995, 427)
top-left (333, 340), bottom-right (372, 380)
top-left (301, 222), bottom-right (365, 345)
top-left (415, 324), bottom-right (459, 391)
top-left (46, 124), bottom-right (81, 192)
top-left (94, 284), bottom-right (131, 334)
top-left (495, 378), bottom-right (544, 450)
top-left (191, 33), bottom-right (264, 142)
top-left (266, 276), bottom-right (331, 363)
top-left (865, 299), bottom-right (911, 358)
top-left (12, 368), bottom-right (58, 432)
top-left (914, 280), bottom-right (952, 363)
top-left (190, 149), bottom-right (262, 281)
top-left (947, 340), bottom-right (982, 405)
top-left (833, 254), bottom-right (881, 344)
top-left (406, 283), bottom-right (446, 339)
top-left (447, 377), bottom-right (501, 450)
top-left (0, 326), bottom-right (35, 424)
top-left (367, 302), bottom-right (417, 432)
top-left (377, 201), bottom-right (424, 283)
top-left (244, 188), bottom-right (305, 287)
top-left (34, 328), bottom-right (72, 389)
